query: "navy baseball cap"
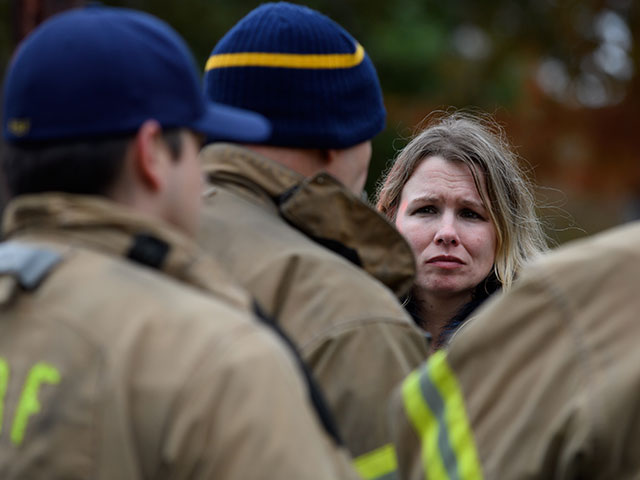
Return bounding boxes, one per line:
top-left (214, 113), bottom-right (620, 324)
top-left (2, 6), bottom-right (271, 144)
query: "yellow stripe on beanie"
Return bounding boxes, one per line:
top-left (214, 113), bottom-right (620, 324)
top-left (205, 42), bottom-right (365, 71)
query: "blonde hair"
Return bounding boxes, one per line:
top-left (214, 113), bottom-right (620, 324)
top-left (376, 112), bottom-right (547, 290)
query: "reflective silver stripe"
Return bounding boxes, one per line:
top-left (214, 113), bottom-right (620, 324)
top-left (0, 242), bottom-right (62, 289)
top-left (402, 351), bottom-right (484, 480)
top-left (419, 363), bottom-right (460, 480)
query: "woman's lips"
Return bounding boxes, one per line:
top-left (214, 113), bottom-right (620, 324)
top-left (426, 255), bottom-right (465, 269)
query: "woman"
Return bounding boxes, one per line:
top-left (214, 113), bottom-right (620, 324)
top-left (376, 112), bottom-right (547, 349)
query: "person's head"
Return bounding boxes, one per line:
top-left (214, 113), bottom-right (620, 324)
top-left (376, 112), bottom-right (547, 297)
top-left (203, 1), bottom-right (385, 194)
top-left (2, 6), bottom-right (270, 237)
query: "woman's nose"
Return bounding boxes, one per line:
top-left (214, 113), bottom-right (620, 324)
top-left (434, 216), bottom-right (460, 246)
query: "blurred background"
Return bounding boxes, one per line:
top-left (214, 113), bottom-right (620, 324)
top-left (1, 0), bottom-right (639, 244)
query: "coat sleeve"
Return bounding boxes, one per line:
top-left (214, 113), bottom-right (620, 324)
top-left (305, 319), bottom-right (428, 480)
top-left (158, 321), bottom-right (361, 480)
top-left (389, 271), bottom-right (595, 480)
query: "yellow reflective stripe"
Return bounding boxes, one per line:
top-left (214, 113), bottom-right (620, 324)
top-left (402, 351), bottom-right (484, 480)
top-left (354, 443), bottom-right (398, 479)
top-left (0, 358), bottom-right (8, 435)
top-left (429, 352), bottom-right (483, 480)
top-left (429, 351), bottom-right (482, 480)
top-left (402, 367), bottom-right (449, 480)
top-left (205, 42), bottom-right (365, 71)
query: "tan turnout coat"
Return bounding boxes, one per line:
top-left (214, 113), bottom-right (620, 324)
top-left (0, 194), bottom-right (358, 480)
top-left (198, 143), bottom-right (429, 475)
top-left (391, 221), bottom-right (640, 479)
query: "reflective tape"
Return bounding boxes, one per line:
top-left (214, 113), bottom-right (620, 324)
top-left (354, 443), bottom-right (398, 480)
top-left (402, 351), bottom-right (483, 480)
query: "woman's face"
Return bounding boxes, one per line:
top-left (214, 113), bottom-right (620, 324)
top-left (394, 156), bottom-right (497, 301)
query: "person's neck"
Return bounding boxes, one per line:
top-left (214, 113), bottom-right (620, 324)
top-left (412, 289), bottom-right (471, 348)
top-left (243, 144), bottom-right (325, 178)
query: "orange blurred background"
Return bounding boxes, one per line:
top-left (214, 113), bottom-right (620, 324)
top-left (2, 0), bottom-right (639, 244)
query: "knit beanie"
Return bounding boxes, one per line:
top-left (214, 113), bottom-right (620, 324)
top-left (204, 2), bottom-right (386, 149)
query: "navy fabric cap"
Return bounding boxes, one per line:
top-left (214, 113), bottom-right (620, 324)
top-left (204, 2), bottom-right (386, 149)
top-left (2, 6), bottom-right (271, 144)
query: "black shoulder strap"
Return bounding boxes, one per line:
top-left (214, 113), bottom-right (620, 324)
top-left (252, 300), bottom-right (344, 447)
top-left (126, 234), bottom-right (170, 269)
top-left (0, 241), bottom-right (62, 290)
top-left (123, 234), bottom-right (344, 444)
top-left (306, 235), bottom-right (363, 267)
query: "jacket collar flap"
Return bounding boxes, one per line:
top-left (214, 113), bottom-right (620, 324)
top-left (199, 143), bottom-right (416, 297)
top-left (201, 143), bottom-right (304, 198)
top-left (278, 173), bottom-right (416, 298)
top-left (3, 193), bottom-right (251, 309)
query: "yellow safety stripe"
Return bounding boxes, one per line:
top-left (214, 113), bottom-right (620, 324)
top-left (430, 352), bottom-right (483, 479)
top-left (205, 42), bottom-right (365, 71)
top-left (402, 351), bottom-right (484, 480)
top-left (354, 443), bottom-right (398, 480)
top-left (402, 367), bottom-right (449, 480)
top-left (0, 358), bottom-right (8, 435)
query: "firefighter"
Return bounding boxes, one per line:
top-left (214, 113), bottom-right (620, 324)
top-left (198, 3), bottom-right (429, 478)
top-left (0, 6), bottom-right (358, 479)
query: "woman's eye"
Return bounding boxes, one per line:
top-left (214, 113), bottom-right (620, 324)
top-left (461, 209), bottom-right (483, 220)
top-left (414, 205), bottom-right (437, 215)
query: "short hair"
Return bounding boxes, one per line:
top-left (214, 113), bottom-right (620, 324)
top-left (2, 129), bottom-right (183, 200)
top-left (375, 112), bottom-right (548, 290)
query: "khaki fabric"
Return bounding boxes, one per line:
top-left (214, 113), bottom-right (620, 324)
top-left (0, 193), bottom-right (359, 480)
top-left (198, 143), bottom-right (429, 463)
top-left (391, 220), bottom-right (640, 479)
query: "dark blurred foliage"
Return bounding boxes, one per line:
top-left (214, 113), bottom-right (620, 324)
top-left (2, 0), bottom-right (640, 242)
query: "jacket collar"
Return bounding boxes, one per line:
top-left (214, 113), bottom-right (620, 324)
top-left (200, 143), bottom-right (416, 298)
top-left (3, 193), bottom-right (250, 309)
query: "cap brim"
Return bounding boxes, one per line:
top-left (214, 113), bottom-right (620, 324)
top-left (193, 101), bottom-right (271, 144)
